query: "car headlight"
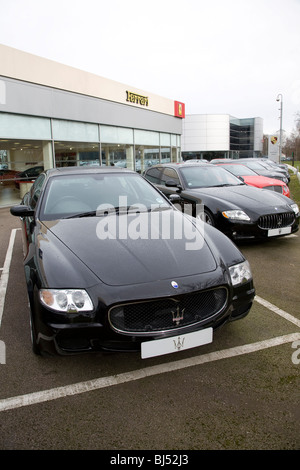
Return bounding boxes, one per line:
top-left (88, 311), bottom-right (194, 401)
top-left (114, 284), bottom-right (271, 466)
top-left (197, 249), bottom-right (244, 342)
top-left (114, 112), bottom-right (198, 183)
top-left (222, 210), bottom-right (250, 221)
top-left (40, 289), bottom-right (94, 313)
top-left (290, 204), bottom-right (299, 215)
top-left (229, 261), bottom-right (252, 286)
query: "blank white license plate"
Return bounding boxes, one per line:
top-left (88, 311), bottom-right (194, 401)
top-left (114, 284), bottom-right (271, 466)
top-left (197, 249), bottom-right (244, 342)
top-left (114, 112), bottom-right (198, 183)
top-left (141, 328), bottom-right (213, 359)
top-left (268, 226), bottom-right (291, 237)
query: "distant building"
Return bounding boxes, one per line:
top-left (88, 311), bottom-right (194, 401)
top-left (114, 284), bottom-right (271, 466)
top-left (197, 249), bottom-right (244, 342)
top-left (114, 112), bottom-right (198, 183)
top-left (181, 114), bottom-right (263, 160)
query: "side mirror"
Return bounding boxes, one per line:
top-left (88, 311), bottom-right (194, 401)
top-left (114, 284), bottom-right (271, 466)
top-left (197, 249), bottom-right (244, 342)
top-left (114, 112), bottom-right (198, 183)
top-left (10, 205), bottom-right (35, 217)
top-left (238, 176), bottom-right (245, 182)
top-left (165, 180), bottom-right (182, 192)
top-left (165, 179), bottom-right (178, 187)
top-left (169, 194), bottom-right (182, 203)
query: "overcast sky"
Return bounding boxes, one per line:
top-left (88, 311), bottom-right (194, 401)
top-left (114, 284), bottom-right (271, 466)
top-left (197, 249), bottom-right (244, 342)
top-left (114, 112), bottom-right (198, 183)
top-left (1, 0), bottom-right (299, 135)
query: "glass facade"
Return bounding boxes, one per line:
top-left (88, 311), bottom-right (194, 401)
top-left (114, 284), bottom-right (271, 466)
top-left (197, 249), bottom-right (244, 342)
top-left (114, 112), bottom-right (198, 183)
top-left (230, 117), bottom-right (261, 159)
top-left (182, 151), bottom-right (230, 161)
top-left (181, 115), bottom-right (263, 161)
top-left (0, 114), bottom-right (181, 207)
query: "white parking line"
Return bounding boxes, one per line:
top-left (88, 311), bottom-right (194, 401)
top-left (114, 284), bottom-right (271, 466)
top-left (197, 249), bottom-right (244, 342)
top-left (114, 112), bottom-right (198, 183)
top-left (0, 228), bottom-right (20, 327)
top-left (0, 332), bottom-right (299, 413)
top-left (255, 295), bottom-right (300, 328)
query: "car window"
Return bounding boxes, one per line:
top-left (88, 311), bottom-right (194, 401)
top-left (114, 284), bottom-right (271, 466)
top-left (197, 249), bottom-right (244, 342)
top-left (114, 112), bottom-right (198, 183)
top-left (29, 173), bottom-right (46, 209)
top-left (243, 161), bottom-right (265, 171)
top-left (26, 166), bottom-right (43, 177)
top-left (180, 165), bottom-right (242, 188)
top-left (40, 172), bottom-right (171, 220)
top-left (161, 168), bottom-right (180, 186)
top-left (145, 167), bottom-right (162, 184)
top-left (221, 165), bottom-right (255, 177)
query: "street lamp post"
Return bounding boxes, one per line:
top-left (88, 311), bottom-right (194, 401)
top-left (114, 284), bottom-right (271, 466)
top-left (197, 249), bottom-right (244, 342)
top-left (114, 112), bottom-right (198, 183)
top-left (276, 93), bottom-right (283, 162)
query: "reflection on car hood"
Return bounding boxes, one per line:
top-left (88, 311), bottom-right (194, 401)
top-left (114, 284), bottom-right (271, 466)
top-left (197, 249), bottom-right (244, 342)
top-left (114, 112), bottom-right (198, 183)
top-left (187, 185), bottom-right (291, 211)
top-left (43, 210), bottom-right (217, 286)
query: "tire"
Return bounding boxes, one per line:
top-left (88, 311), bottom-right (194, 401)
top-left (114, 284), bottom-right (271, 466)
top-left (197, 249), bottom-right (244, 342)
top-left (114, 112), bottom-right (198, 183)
top-left (204, 210), bottom-right (215, 226)
top-left (197, 209), bottom-right (215, 226)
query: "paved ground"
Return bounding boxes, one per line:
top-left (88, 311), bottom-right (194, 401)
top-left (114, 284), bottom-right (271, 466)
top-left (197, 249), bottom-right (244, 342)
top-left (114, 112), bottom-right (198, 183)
top-left (0, 206), bottom-right (299, 453)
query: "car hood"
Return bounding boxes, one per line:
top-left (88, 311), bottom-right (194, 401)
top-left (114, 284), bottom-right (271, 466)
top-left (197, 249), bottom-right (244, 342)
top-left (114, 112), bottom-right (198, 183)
top-left (255, 169), bottom-right (285, 179)
top-left (42, 210), bottom-right (217, 286)
top-left (186, 185), bottom-right (291, 212)
top-left (242, 175), bottom-right (283, 187)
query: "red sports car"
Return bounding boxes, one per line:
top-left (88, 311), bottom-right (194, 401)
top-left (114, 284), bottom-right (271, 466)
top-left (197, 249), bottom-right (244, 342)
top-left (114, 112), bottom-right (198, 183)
top-left (217, 163), bottom-right (290, 198)
top-left (0, 168), bottom-right (18, 186)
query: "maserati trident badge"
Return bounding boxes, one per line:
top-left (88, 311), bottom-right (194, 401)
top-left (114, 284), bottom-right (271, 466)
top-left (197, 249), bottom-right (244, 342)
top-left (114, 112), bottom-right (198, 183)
top-left (171, 281), bottom-right (178, 289)
top-left (171, 306), bottom-right (185, 325)
top-left (173, 337), bottom-right (185, 351)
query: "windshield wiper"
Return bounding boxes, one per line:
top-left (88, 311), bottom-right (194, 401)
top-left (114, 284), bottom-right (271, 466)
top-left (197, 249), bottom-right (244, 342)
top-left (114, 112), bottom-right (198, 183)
top-left (149, 205), bottom-right (170, 212)
top-left (64, 204), bottom-right (170, 218)
top-left (65, 211), bottom-right (97, 219)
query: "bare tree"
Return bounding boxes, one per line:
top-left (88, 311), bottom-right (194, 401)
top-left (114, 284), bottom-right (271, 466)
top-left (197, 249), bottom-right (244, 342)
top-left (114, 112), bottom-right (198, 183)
top-left (283, 112), bottom-right (300, 161)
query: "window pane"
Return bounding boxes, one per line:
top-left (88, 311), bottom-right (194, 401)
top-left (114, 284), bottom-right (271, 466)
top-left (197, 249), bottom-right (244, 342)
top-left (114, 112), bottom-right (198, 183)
top-left (100, 126), bottom-right (133, 144)
top-left (161, 147), bottom-right (171, 163)
top-left (0, 113), bottom-right (51, 140)
top-left (0, 139), bottom-right (47, 206)
top-left (54, 142), bottom-right (100, 167)
top-left (134, 130), bottom-right (159, 146)
top-left (101, 143), bottom-right (134, 170)
top-left (135, 145), bottom-right (159, 174)
top-left (160, 133), bottom-right (171, 146)
top-left (52, 120), bottom-right (99, 142)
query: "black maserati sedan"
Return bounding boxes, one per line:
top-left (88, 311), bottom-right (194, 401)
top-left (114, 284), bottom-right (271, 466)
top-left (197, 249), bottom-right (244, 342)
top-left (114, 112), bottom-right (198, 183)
top-left (144, 163), bottom-right (299, 241)
top-left (10, 166), bottom-right (255, 358)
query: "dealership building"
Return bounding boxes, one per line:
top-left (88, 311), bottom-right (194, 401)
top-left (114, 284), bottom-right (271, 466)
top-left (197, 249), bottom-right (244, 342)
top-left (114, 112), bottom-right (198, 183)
top-left (0, 44), bottom-right (265, 208)
top-left (0, 44), bottom-right (185, 207)
top-left (181, 114), bottom-right (263, 161)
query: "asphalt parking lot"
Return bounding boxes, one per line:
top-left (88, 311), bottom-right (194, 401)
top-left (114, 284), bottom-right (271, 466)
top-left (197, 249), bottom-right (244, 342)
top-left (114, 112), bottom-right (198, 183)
top-left (0, 206), bottom-right (299, 452)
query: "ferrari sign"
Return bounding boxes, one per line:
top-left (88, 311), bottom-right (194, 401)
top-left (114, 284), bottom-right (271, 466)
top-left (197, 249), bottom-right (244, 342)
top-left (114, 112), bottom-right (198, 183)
top-left (126, 91), bottom-right (149, 107)
top-left (174, 101), bottom-right (185, 118)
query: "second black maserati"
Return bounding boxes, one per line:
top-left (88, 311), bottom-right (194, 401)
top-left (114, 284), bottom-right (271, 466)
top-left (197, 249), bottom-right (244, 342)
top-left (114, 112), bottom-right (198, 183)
top-left (144, 163), bottom-right (299, 241)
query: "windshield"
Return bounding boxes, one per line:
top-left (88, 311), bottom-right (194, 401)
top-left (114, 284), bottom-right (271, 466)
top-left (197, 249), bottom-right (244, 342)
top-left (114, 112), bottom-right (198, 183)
top-left (242, 161), bottom-right (266, 171)
top-left (180, 165), bottom-right (244, 189)
top-left (40, 172), bottom-right (170, 220)
top-left (219, 164), bottom-right (257, 177)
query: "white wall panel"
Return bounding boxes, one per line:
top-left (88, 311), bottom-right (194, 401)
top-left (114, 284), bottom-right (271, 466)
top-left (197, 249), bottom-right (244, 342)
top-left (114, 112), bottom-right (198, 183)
top-left (182, 114), bottom-right (230, 151)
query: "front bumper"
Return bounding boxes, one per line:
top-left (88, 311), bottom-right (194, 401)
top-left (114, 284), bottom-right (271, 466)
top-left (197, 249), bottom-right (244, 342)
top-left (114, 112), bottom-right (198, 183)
top-left (218, 214), bottom-right (299, 241)
top-left (32, 279), bottom-right (255, 356)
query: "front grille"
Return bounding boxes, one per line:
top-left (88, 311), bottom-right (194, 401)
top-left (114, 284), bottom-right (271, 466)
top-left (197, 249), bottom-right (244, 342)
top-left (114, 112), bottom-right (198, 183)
top-left (109, 287), bottom-right (228, 335)
top-left (258, 212), bottom-right (295, 230)
top-left (264, 185), bottom-right (283, 194)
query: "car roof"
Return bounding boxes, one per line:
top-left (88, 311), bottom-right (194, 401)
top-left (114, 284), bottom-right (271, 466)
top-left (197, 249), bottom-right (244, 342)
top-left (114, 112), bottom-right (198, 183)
top-left (147, 163), bottom-right (215, 170)
top-left (217, 162), bottom-right (246, 165)
top-left (45, 166), bottom-right (136, 178)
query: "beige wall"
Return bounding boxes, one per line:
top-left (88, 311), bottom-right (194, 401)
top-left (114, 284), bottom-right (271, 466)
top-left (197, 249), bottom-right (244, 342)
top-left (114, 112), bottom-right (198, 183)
top-left (0, 44), bottom-right (174, 116)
